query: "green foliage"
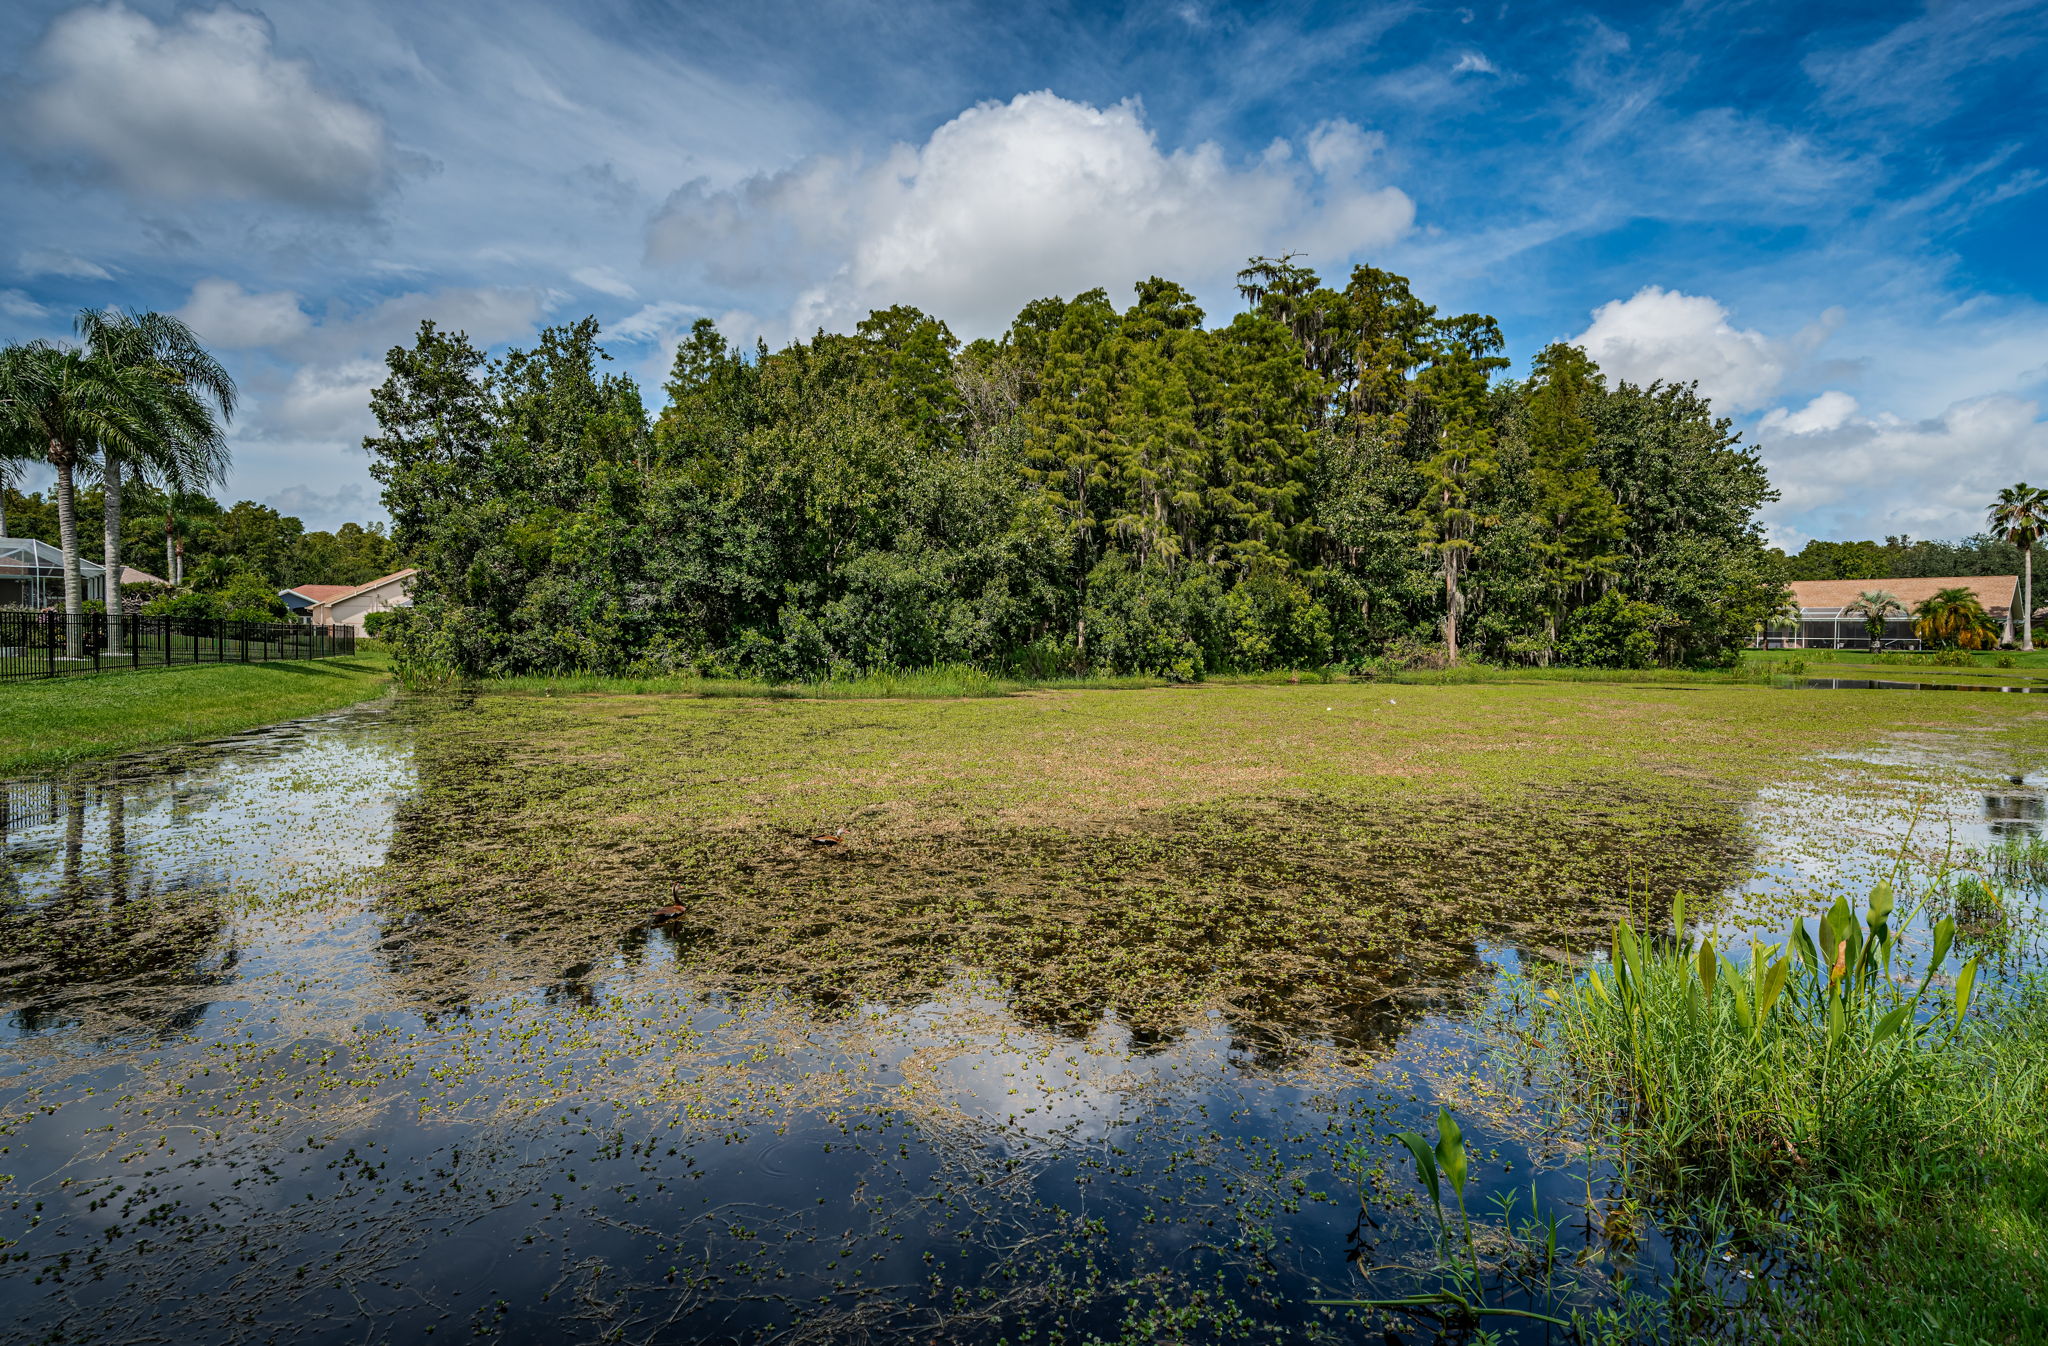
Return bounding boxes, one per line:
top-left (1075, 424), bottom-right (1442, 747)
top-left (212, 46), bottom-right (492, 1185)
top-left (1777, 531), bottom-right (2045, 582)
top-left (1556, 591), bottom-right (1672, 669)
top-left (1912, 586), bottom-right (1999, 649)
top-left (140, 568), bottom-right (286, 622)
top-left (365, 260), bottom-right (1786, 679)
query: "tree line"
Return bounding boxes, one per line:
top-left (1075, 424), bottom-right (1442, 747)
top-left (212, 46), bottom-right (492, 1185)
top-left (366, 257), bottom-right (1782, 679)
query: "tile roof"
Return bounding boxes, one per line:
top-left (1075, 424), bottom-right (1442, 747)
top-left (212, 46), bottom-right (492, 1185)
top-left (1788, 576), bottom-right (2022, 617)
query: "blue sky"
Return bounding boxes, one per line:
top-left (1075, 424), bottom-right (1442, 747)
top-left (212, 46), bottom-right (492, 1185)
top-left (1, 0), bottom-right (2043, 547)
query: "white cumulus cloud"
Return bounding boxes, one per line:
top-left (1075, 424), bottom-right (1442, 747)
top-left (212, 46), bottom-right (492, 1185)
top-left (176, 278), bottom-right (313, 349)
top-left (1571, 286), bottom-right (1787, 412)
top-left (1760, 389), bottom-right (1859, 436)
top-left (648, 91), bottom-right (1415, 337)
top-left (23, 3), bottom-right (390, 207)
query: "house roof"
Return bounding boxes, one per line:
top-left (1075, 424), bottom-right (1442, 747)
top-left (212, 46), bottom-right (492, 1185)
top-left (1788, 576), bottom-right (2022, 618)
top-left (119, 566), bottom-right (166, 586)
top-left (284, 584), bottom-right (359, 603)
top-left (305, 569), bottom-right (418, 609)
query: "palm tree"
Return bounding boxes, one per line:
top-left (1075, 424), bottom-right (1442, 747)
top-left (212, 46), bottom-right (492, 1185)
top-left (1914, 587), bottom-right (2000, 651)
top-left (0, 439), bottom-right (29, 537)
top-left (0, 341), bottom-right (219, 659)
top-left (1987, 483), bottom-right (2047, 651)
top-left (75, 309), bottom-right (235, 656)
top-left (1841, 589), bottom-right (1906, 653)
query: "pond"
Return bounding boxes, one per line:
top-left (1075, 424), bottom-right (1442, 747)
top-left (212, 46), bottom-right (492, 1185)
top-left (0, 692), bottom-right (2040, 1343)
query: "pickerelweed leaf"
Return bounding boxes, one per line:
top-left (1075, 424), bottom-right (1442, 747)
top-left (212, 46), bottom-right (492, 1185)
top-left (1435, 1107), bottom-right (1468, 1200)
top-left (1758, 958), bottom-right (1790, 1024)
top-left (1396, 1130), bottom-right (1441, 1217)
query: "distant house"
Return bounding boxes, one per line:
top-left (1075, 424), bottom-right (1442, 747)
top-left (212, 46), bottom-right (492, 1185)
top-left (281, 569), bottom-right (416, 635)
top-left (279, 583), bottom-right (359, 620)
top-left (1764, 575), bottom-right (2028, 649)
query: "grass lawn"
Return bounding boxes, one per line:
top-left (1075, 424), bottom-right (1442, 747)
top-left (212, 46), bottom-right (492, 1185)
top-left (1746, 645), bottom-right (2048, 686)
top-left (0, 653), bottom-right (393, 776)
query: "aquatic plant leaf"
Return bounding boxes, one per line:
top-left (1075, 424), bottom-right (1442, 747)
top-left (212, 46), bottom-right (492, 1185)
top-left (1827, 991), bottom-right (1845, 1050)
top-left (1435, 1108), bottom-right (1468, 1200)
top-left (1791, 919), bottom-right (1819, 970)
top-left (1757, 958), bottom-right (1790, 1026)
top-left (1396, 1130), bottom-right (1442, 1218)
top-left (1931, 917), bottom-right (1955, 970)
top-left (1872, 1004), bottom-right (1910, 1045)
top-left (1954, 958), bottom-right (1978, 1027)
top-left (1866, 882), bottom-right (1894, 932)
top-left (1726, 970), bottom-right (1754, 1035)
top-left (1614, 921), bottom-right (1639, 991)
top-left (1696, 939), bottom-right (1717, 999)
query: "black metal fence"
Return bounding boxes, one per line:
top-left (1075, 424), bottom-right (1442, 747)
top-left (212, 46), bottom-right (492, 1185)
top-left (0, 610), bottom-right (356, 682)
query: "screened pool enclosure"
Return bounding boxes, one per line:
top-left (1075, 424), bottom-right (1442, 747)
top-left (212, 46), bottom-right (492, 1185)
top-left (0, 538), bottom-right (105, 610)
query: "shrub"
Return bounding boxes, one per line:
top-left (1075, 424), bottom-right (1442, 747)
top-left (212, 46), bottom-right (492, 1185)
top-left (1557, 592), bottom-right (1673, 669)
top-left (1220, 566), bottom-right (1333, 671)
top-left (1079, 555), bottom-right (1220, 681)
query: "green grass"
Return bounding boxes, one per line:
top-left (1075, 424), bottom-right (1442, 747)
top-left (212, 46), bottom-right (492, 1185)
top-left (471, 662), bottom-right (1170, 699)
top-left (0, 653), bottom-right (394, 775)
top-left (1746, 647), bottom-right (2048, 685)
top-left (1507, 891), bottom-right (2048, 1343)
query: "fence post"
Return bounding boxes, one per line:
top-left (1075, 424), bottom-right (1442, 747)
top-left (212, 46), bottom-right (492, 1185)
top-left (130, 614), bottom-right (139, 669)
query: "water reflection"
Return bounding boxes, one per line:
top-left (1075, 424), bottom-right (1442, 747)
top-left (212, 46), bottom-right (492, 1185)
top-left (1797, 677), bottom-right (2047, 693)
top-left (1983, 791), bottom-right (2044, 840)
top-left (0, 777), bottom-right (236, 1039)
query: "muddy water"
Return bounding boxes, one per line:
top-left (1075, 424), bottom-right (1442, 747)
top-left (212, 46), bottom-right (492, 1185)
top-left (0, 699), bottom-right (2038, 1345)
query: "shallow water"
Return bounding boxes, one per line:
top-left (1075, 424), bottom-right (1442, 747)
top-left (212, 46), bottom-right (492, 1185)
top-left (1795, 677), bottom-right (2048, 693)
top-left (0, 697), bottom-right (2039, 1344)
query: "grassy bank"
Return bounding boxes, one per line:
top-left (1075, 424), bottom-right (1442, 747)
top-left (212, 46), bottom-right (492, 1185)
top-left (1502, 892), bottom-right (2048, 1343)
top-left (0, 653), bottom-right (394, 775)
top-left (462, 659), bottom-right (1787, 700)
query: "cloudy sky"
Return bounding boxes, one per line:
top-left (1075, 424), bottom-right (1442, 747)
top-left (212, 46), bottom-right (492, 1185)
top-left (1, 0), bottom-right (2042, 547)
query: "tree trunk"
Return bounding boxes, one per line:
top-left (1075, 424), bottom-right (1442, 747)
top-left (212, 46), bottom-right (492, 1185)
top-left (102, 455), bottom-right (126, 655)
top-left (52, 447), bottom-right (84, 660)
top-left (2025, 550), bottom-right (2035, 652)
top-left (1443, 554), bottom-right (1462, 662)
top-left (165, 512), bottom-right (176, 585)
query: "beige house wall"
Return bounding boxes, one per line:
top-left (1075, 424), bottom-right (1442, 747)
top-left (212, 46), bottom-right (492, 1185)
top-left (312, 575), bottom-right (413, 633)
